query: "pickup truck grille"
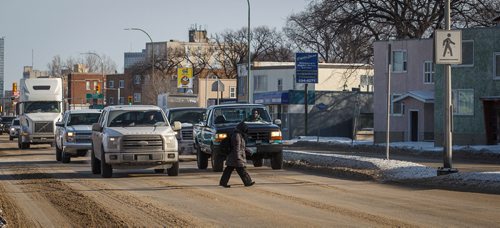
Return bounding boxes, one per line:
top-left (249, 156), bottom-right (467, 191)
top-left (75, 132), bottom-right (92, 144)
top-left (122, 135), bottom-right (163, 151)
top-left (247, 132), bottom-right (270, 141)
top-left (181, 129), bottom-right (193, 140)
top-left (34, 122), bottom-right (54, 133)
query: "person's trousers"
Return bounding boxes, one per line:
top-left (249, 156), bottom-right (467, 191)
top-left (219, 166), bottom-right (253, 186)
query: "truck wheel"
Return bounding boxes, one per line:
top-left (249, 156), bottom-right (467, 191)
top-left (211, 151), bottom-right (224, 172)
top-left (55, 143), bottom-right (62, 161)
top-left (100, 146), bottom-right (113, 178)
top-left (253, 158), bottom-right (263, 167)
top-left (167, 162), bottom-right (179, 176)
top-left (17, 136), bottom-right (22, 149)
top-left (196, 146), bottom-right (208, 169)
top-left (270, 151), bottom-right (283, 170)
top-left (61, 151), bottom-right (71, 163)
top-left (9, 136), bottom-right (13, 141)
top-left (154, 169), bottom-right (165, 173)
top-left (90, 148), bottom-right (101, 174)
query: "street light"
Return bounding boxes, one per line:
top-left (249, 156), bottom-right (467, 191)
top-left (124, 28), bottom-right (154, 90)
top-left (81, 52), bottom-right (105, 106)
top-left (246, 0), bottom-right (251, 103)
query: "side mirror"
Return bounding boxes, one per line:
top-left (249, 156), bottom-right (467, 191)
top-left (92, 123), bottom-right (102, 132)
top-left (172, 121), bottom-right (182, 131)
top-left (274, 119), bottom-right (282, 125)
top-left (55, 122), bottom-right (64, 127)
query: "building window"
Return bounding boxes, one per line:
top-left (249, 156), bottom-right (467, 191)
top-left (391, 94), bottom-right (404, 115)
top-left (229, 86), bottom-right (236, 98)
top-left (93, 81), bottom-right (98, 91)
top-left (109, 97), bottom-right (114, 105)
top-left (453, 89), bottom-right (474, 116)
top-left (277, 79), bottom-right (283, 91)
top-left (494, 53), bottom-right (500, 79)
top-left (119, 97), bottom-right (124, 105)
top-left (254, 75), bottom-right (267, 91)
top-left (423, 61), bottom-right (434, 83)
top-left (109, 80), bottom-right (114, 88)
top-left (134, 93), bottom-right (141, 103)
top-left (458, 40), bottom-right (474, 66)
top-left (392, 50), bottom-right (407, 72)
top-left (119, 80), bottom-right (125, 88)
top-left (134, 75), bottom-right (141, 85)
top-left (86, 81), bottom-right (90, 90)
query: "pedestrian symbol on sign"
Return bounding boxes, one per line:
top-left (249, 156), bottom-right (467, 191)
top-left (442, 33), bottom-right (456, 57)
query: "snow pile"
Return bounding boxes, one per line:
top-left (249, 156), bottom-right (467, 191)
top-left (284, 150), bottom-right (436, 181)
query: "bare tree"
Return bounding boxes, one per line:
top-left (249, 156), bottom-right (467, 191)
top-left (47, 54), bottom-right (117, 75)
top-left (47, 55), bottom-right (63, 77)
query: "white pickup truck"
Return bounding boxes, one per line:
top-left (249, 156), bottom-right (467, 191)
top-left (55, 109), bottom-right (102, 163)
top-left (91, 105), bottom-right (181, 178)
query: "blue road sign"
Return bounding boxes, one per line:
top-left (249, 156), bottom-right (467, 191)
top-left (295, 53), bottom-right (318, 83)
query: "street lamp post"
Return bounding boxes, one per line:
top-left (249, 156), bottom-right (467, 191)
top-left (246, 0), bottom-right (251, 103)
top-left (81, 52), bottom-right (105, 106)
top-left (124, 28), bottom-right (154, 92)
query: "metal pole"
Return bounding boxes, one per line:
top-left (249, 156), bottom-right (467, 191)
top-left (205, 76), bottom-right (208, 107)
top-left (444, 0), bottom-right (453, 169)
top-left (247, 0), bottom-right (251, 103)
top-left (386, 44), bottom-right (392, 160)
top-left (117, 87), bottom-right (120, 105)
top-left (305, 83), bottom-right (308, 136)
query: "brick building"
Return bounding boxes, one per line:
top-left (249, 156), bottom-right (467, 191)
top-left (106, 72), bottom-right (144, 105)
top-left (66, 73), bottom-right (104, 110)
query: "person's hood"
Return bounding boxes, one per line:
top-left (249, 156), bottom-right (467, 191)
top-left (105, 126), bottom-right (175, 136)
top-left (65, 125), bottom-right (92, 133)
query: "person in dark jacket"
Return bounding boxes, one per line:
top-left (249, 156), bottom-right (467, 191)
top-left (219, 122), bottom-right (255, 188)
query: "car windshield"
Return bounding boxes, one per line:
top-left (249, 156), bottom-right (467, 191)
top-left (1, 117), bottom-right (15, 123)
top-left (107, 110), bottom-right (167, 127)
top-left (67, 113), bottom-right (101, 126)
top-left (23, 101), bottom-right (60, 113)
top-left (212, 106), bottom-right (271, 124)
top-left (12, 120), bottom-right (20, 126)
top-left (168, 109), bottom-right (205, 124)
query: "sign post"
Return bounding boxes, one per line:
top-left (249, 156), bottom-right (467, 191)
top-left (435, 0), bottom-right (460, 175)
top-left (295, 53), bottom-right (318, 136)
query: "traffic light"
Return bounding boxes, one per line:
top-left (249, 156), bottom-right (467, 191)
top-left (95, 84), bottom-right (101, 94)
top-left (128, 96), bottom-right (133, 105)
top-left (12, 82), bottom-right (17, 93)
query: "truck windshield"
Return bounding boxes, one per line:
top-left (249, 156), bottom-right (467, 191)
top-left (108, 110), bottom-right (167, 127)
top-left (23, 101), bottom-right (60, 113)
top-left (168, 109), bottom-right (205, 124)
top-left (212, 107), bottom-right (271, 124)
top-left (67, 113), bottom-right (101, 126)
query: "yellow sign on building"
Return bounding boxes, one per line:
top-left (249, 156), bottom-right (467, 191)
top-left (177, 68), bottom-right (193, 89)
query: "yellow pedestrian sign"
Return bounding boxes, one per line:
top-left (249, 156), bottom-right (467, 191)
top-left (434, 30), bottom-right (462, 64)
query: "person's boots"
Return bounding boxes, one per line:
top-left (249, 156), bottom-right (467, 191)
top-left (241, 172), bottom-right (254, 186)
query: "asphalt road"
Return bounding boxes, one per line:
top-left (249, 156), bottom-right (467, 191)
top-left (1, 135), bottom-right (500, 227)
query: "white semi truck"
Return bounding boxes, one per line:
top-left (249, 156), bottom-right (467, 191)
top-left (18, 78), bottom-right (63, 149)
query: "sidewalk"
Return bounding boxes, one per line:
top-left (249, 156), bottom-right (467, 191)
top-left (283, 137), bottom-right (500, 194)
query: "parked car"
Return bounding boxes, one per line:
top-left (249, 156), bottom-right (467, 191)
top-left (193, 104), bottom-right (283, 172)
top-left (91, 105), bottom-right (181, 178)
top-left (164, 107), bottom-right (207, 155)
top-left (9, 118), bottom-right (20, 141)
top-left (55, 109), bottom-right (102, 163)
top-left (0, 116), bottom-right (16, 135)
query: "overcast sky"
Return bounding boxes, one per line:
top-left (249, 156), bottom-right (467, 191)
top-left (0, 0), bottom-right (309, 90)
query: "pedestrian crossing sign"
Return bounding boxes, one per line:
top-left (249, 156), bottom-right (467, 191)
top-left (435, 30), bottom-right (462, 64)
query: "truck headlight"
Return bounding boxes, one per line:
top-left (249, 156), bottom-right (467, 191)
top-left (215, 133), bottom-right (227, 142)
top-left (165, 135), bottom-right (176, 145)
top-left (66, 132), bottom-right (76, 142)
top-left (10, 127), bottom-right (15, 131)
top-left (108, 137), bottom-right (119, 149)
top-left (270, 131), bottom-right (282, 141)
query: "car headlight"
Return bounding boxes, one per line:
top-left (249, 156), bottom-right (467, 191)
top-left (10, 127), bottom-right (15, 131)
top-left (108, 136), bottom-right (119, 149)
top-left (165, 135), bottom-right (177, 145)
top-left (215, 133), bottom-right (227, 142)
top-left (66, 132), bottom-right (76, 142)
top-left (270, 131), bottom-right (282, 141)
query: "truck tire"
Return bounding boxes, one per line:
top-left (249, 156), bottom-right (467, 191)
top-left (90, 148), bottom-right (101, 174)
top-left (270, 151), bottom-right (283, 170)
top-left (211, 151), bottom-right (224, 172)
top-left (18, 136), bottom-right (22, 149)
top-left (61, 151), bottom-right (71, 163)
top-left (167, 162), bottom-right (179, 176)
top-left (253, 158), bottom-right (263, 167)
top-left (55, 144), bottom-right (62, 161)
top-left (196, 146), bottom-right (208, 169)
top-left (100, 146), bottom-right (113, 178)
top-left (9, 136), bottom-right (13, 141)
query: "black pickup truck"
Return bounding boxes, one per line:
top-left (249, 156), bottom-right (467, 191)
top-left (193, 104), bottom-right (283, 172)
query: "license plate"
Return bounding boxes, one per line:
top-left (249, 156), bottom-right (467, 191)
top-left (255, 140), bottom-right (262, 144)
top-left (137, 155), bottom-right (149, 161)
